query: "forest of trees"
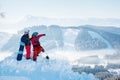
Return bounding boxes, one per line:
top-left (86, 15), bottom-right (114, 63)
top-left (72, 64), bottom-right (120, 80)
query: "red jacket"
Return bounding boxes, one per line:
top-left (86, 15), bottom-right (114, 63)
top-left (31, 34), bottom-right (45, 47)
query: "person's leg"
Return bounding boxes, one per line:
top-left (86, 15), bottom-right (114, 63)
top-left (25, 45), bottom-right (31, 59)
top-left (37, 46), bottom-right (44, 56)
top-left (33, 47), bottom-right (38, 61)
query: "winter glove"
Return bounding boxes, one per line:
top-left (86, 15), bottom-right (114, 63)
top-left (43, 34), bottom-right (46, 36)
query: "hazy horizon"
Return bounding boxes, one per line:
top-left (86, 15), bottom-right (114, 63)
top-left (0, 0), bottom-right (120, 33)
top-left (0, 0), bottom-right (120, 23)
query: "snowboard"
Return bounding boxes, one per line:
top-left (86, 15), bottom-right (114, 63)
top-left (17, 42), bottom-right (25, 61)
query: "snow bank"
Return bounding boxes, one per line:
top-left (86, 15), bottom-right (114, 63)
top-left (0, 53), bottom-right (98, 80)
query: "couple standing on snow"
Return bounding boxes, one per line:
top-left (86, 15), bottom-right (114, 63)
top-left (20, 30), bottom-right (46, 61)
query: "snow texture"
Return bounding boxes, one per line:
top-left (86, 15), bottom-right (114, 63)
top-left (0, 25), bottom-right (120, 80)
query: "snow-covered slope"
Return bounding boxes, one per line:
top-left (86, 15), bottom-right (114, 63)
top-left (0, 53), bottom-right (98, 80)
top-left (0, 32), bottom-right (12, 61)
top-left (0, 32), bottom-right (12, 51)
top-left (1, 25), bottom-right (120, 80)
top-left (2, 25), bottom-right (120, 52)
top-left (75, 25), bottom-right (120, 50)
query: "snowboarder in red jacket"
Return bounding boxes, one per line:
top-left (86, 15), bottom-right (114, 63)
top-left (30, 32), bottom-right (45, 61)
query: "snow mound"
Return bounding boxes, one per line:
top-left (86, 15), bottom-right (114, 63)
top-left (0, 53), bottom-right (98, 80)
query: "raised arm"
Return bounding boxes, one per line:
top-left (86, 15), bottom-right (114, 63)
top-left (37, 34), bottom-right (46, 39)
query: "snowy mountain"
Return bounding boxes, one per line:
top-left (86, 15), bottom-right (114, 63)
top-left (0, 25), bottom-right (120, 80)
top-left (1, 15), bottom-right (120, 33)
top-left (1, 25), bottom-right (64, 52)
top-left (19, 15), bottom-right (120, 27)
top-left (1, 25), bottom-right (120, 52)
top-left (75, 25), bottom-right (120, 50)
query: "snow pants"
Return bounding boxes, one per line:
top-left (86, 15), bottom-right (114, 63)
top-left (33, 46), bottom-right (44, 60)
top-left (25, 45), bottom-right (31, 59)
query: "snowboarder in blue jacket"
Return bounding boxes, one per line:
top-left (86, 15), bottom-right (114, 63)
top-left (20, 30), bottom-right (31, 59)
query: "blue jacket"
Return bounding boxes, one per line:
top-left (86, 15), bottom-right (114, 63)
top-left (21, 34), bottom-right (31, 46)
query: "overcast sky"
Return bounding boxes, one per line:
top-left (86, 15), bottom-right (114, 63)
top-left (0, 0), bottom-right (120, 23)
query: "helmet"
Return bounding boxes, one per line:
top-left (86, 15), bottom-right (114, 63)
top-left (32, 32), bottom-right (38, 36)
